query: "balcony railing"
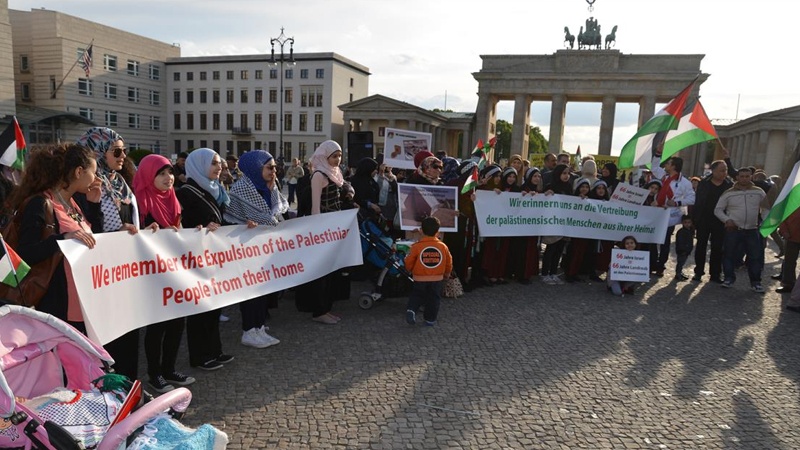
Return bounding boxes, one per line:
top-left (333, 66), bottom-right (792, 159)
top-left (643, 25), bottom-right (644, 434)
top-left (232, 127), bottom-right (252, 135)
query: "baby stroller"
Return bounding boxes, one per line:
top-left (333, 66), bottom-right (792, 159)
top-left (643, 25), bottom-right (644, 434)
top-left (358, 217), bottom-right (413, 309)
top-left (0, 304), bottom-right (216, 450)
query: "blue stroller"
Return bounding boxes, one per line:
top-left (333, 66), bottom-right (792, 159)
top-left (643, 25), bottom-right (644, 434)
top-left (357, 218), bottom-right (413, 309)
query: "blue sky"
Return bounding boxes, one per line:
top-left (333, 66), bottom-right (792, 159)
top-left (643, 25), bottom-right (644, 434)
top-left (10, 0), bottom-right (798, 154)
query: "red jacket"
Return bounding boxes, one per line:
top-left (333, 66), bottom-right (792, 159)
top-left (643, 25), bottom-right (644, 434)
top-left (404, 236), bottom-right (453, 282)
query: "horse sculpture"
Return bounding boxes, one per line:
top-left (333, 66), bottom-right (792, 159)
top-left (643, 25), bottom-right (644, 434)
top-left (564, 27), bottom-right (575, 49)
top-left (605, 25), bottom-right (617, 49)
top-left (577, 17), bottom-right (602, 50)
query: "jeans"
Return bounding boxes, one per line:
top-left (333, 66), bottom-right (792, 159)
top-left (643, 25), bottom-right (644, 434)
top-left (722, 229), bottom-right (764, 285)
top-left (288, 183), bottom-right (298, 204)
top-left (407, 281), bottom-right (443, 322)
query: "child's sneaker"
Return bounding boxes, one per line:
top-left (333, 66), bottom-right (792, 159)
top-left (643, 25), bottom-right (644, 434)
top-left (163, 371), bottom-right (196, 386)
top-left (405, 310), bottom-right (416, 325)
top-left (148, 375), bottom-right (175, 394)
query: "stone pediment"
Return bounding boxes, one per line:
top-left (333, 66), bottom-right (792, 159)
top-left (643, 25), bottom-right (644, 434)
top-left (339, 94), bottom-right (420, 113)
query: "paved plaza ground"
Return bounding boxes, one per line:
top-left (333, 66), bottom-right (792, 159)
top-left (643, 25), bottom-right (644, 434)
top-left (156, 251), bottom-right (800, 449)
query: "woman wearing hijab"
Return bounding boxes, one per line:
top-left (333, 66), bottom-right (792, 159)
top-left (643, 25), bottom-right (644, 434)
top-left (176, 148), bottom-right (237, 370)
top-left (132, 155), bottom-right (195, 393)
top-left (225, 149), bottom-right (287, 346)
top-left (540, 164), bottom-right (573, 285)
top-left (406, 153), bottom-right (444, 186)
top-left (600, 162), bottom-right (620, 195)
top-left (349, 157), bottom-right (381, 219)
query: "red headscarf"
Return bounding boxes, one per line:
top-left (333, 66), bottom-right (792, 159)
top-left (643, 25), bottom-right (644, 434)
top-left (132, 154), bottom-right (181, 228)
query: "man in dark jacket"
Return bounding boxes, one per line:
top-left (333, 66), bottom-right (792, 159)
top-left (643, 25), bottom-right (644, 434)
top-left (692, 160), bottom-right (732, 283)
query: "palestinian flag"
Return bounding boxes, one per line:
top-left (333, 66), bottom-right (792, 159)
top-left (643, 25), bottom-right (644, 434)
top-left (470, 139), bottom-right (488, 169)
top-left (661, 100), bottom-right (718, 161)
top-left (461, 166), bottom-right (479, 194)
top-left (618, 80), bottom-right (696, 169)
top-left (0, 117), bottom-right (27, 171)
top-left (760, 158), bottom-right (800, 237)
top-left (0, 237), bottom-right (30, 287)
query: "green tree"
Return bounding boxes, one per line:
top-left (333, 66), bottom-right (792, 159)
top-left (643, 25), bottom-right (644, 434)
top-left (528, 126), bottom-right (548, 154)
top-left (495, 119), bottom-right (513, 160)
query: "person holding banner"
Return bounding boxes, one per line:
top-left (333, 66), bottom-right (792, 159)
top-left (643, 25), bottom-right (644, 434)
top-left (133, 154), bottom-right (195, 393)
top-left (650, 154), bottom-right (695, 277)
top-left (482, 167), bottom-right (519, 284)
top-left (176, 148), bottom-right (240, 370)
top-left (224, 149), bottom-right (289, 344)
top-left (540, 164), bottom-right (573, 285)
top-left (564, 178), bottom-right (593, 282)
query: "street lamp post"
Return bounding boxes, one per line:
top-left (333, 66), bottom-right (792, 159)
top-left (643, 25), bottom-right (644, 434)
top-left (269, 28), bottom-right (295, 161)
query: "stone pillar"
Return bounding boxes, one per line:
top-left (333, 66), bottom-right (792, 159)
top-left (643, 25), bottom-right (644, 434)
top-left (599, 95), bottom-right (616, 156)
top-left (638, 96), bottom-right (656, 128)
top-left (757, 130), bottom-right (770, 165)
top-left (763, 130), bottom-right (784, 175)
top-left (511, 94), bottom-right (532, 159)
top-left (474, 93), bottom-right (497, 145)
top-left (408, 120), bottom-right (416, 132)
top-left (743, 133), bottom-right (754, 166)
top-left (388, 119), bottom-right (396, 128)
top-left (548, 94), bottom-right (566, 153)
top-left (462, 128), bottom-right (471, 159)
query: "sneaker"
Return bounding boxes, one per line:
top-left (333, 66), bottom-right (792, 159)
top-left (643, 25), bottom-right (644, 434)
top-left (215, 354), bottom-right (235, 364)
top-left (196, 360), bottom-right (224, 371)
top-left (219, 314), bottom-right (230, 322)
top-left (721, 280), bottom-right (734, 288)
top-left (148, 375), bottom-right (175, 394)
top-left (406, 309), bottom-right (416, 325)
top-left (257, 327), bottom-right (281, 347)
top-left (541, 275), bottom-right (552, 284)
top-left (311, 314), bottom-right (338, 325)
top-left (552, 275), bottom-right (565, 285)
top-left (424, 320), bottom-right (437, 327)
top-left (242, 328), bottom-right (272, 348)
top-left (751, 284), bottom-right (765, 293)
top-left (164, 371), bottom-right (196, 386)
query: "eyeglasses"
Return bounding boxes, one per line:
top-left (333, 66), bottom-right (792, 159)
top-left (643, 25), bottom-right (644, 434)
top-left (109, 147), bottom-right (127, 158)
top-left (431, 164), bottom-right (443, 170)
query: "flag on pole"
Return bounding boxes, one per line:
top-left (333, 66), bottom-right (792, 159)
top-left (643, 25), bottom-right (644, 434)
top-left (0, 237), bottom-right (30, 287)
top-left (79, 44), bottom-right (93, 77)
top-left (461, 166), bottom-right (479, 194)
top-left (470, 139), bottom-right (488, 169)
top-left (661, 101), bottom-right (718, 161)
top-left (760, 159), bottom-right (800, 237)
top-left (0, 117), bottom-right (27, 171)
top-left (618, 80), bottom-right (696, 169)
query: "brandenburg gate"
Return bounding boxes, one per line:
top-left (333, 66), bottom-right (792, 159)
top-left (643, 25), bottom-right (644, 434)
top-left (472, 50), bottom-right (707, 157)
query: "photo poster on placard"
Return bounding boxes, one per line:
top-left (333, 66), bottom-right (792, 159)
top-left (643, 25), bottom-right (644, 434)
top-left (397, 184), bottom-right (459, 232)
top-left (384, 127), bottom-right (433, 170)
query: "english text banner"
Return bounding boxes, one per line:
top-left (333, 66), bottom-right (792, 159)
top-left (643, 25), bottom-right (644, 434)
top-left (59, 210), bottom-right (363, 345)
top-left (473, 191), bottom-right (669, 243)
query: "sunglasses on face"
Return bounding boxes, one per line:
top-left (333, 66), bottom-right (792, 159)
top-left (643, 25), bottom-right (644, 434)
top-left (431, 164), bottom-right (443, 170)
top-left (109, 147), bottom-right (127, 158)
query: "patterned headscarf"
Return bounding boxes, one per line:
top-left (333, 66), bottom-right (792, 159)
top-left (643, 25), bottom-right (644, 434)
top-left (309, 140), bottom-right (344, 187)
top-left (185, 148), bottom-right (230, 206)
top-left (418, 156), bottom-right (441, 184)
top-left (440, 157), bottom-right (460, 184)
top-left (239, 150), bottom-right (279, 209)
top-left (132, 154), bottom-right (181, 228)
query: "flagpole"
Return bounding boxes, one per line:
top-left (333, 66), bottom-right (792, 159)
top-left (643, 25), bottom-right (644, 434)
top-left (51, 39), bottom-right (94, 100)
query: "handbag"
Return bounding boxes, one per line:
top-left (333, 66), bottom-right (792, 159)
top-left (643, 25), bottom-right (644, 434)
top-left (0, 196), bottom-right (63, 307)
top-left (441, 276), bottom-right (464, 299)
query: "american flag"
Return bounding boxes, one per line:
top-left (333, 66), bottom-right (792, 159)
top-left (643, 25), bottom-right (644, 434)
top-left (79, 44), bottom-right (93, 77)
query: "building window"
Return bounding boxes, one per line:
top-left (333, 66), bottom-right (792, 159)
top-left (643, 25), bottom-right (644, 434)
top-left (315, 68), bottom-right (324, 78)
top-left (186, 113), bottom-right (194, 130)
top-left (226, 89), bottom-right (234, 103)
top-left (299, 113), bottom-right (307, 132)
top-left (149, 64), bottom-right (160, 80)
top-left (269, 89), bottom-right (277, 103)
top-left (187, 140), bottom-right (194, 150)
top-left (50, 76), bottom-right (56, 95)
top-left (200, 140), bottom-right (207, 149)
top-left (269, 69), bottom-right (277, 79)
top-left (186, 90), bottom-right (194, 104)
top-left (283, 142), bottom-right (292, 161)
top-left (174, 140), bottom-right (182, 153)
top-left (254, 113), bottom-right (263, 131)
top-left (240, 113), bottom-right (248, 129)
top-left (104, 54), bottom-right (117, 71)
top-left (269, 141), bottom-right (276, 152)
top-left (78, 78), bottom-right (92, 96)
top-left (212, 71), bottom-right (220, 80)
top-left (127, 60), bottom-right (139, 76)
top-left (213, 140), bottom-right (220, 150)
top-left (151, 116), bottom-right (161, 130)
top-left (240, 70), bottom-right (248, 80)
top-left (105, 111), bottom-right (118, 127)
top-left (212, 113), bottom-right (220, 130)
top-left (173, 71), bottom-right (180, 81)
top-left (317, 90), bottom-right (323, 106)
top-left (79, 108), bottom-right (93, 120)
top-left (20, 55), bottom-right (29, 72)
top-left (301, 86), bottom-right (323, 107)
top-left (227, 141), bottom-right (234, 153)
top-left (254, 141), bottom-right (262, 150)
top-left (226, 70), bottom-right (234, 80)
top-left (349, 93), bottom-right (353, 102)
top-left (284, 113), bottom-right (292, 131)
top-left (199, 90), bottom-right (207, 103)
top-left (255, 89), bottom-right (263, 103)
top-left (378, 127), bottom-right (386, 137)
top-left (240, 89), bottom-right (248, 103)
top-left (200, 113), bottom-right (207, 130)
top-left (186, 72), bottom-right (194, 81)
top-left (199, 71), bottom-right (207, 81)
top-left (104, 83), bottom-right (117, 100)
top-left (269, 113), bottom-right (277, 131)
top-left (284, 89), bottom-right (293, 103)
top-left (298, 142), bottom-right (307, 162)
top-left (213, 90), bottom-right (220, 103)
top-left (285, 69), bottom-right (293, 79)
top-left (300, 69), bottom-right (308, 79)
top-left (255, 70), bottom-right (263, 80)
top-left (128, 113), bottom-right (140, 129)
top-left (174, 113), bottom-right (181, 130)
top-left (314, 113), bottom-right (323, 132)
top-left (173, 90), bottom-right (180, 104)
top-left (150, 90), bottom-right (160, 105)
top-left (350, 77), bottom-right (354, 87)
top-left (21, 83), bottom-right (31, 101)
top-left (127, 87), bottom-right (139, 103)
top-left (226, 113), bottom-right (234, 130)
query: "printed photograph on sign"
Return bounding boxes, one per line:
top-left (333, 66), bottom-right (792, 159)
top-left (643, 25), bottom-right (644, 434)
top-left (397, 184), bottom-right (458, 232)
top-left (384, 127), bottom-right (432, 170)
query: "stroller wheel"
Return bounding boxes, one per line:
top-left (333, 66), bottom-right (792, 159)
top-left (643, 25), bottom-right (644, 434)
top-left (358, 294), bottom-right (375, 310)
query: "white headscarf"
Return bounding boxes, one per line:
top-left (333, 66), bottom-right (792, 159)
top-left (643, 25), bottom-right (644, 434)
top-left (309, 140), bottom-right (344, 187)
top-left (185, 148), bottom-right (230, 205)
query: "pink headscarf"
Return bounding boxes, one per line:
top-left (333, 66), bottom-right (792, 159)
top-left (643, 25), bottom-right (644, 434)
top-left (309, 140), bottom-right (344, 187)
top-left (132, 154), bottom-right (181, 228)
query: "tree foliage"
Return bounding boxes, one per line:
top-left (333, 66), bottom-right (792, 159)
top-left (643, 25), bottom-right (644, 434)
top-left (494, 120), bottom-right (548, 158)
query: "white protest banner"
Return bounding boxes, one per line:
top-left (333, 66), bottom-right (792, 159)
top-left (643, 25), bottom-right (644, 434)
top-left (473, 191), bottom-right (669, 243)
top-left (58, 210), bottom-right (362, 345)
top-left (384, 127), bottom-right (432, 170)
top-left (610, 183), bottom-right (649, 205)
top-left (397, 184), bottom-right (459, 232)
top-left (608, 249), bottom-right (650, 282)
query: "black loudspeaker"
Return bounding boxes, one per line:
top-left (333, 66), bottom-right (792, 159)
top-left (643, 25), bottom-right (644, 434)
top-left (347, 131), bottom-right (374, 167)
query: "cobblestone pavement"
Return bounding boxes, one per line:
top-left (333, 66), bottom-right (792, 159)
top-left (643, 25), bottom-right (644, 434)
top-left (149, 251), bottom-right (800, 449)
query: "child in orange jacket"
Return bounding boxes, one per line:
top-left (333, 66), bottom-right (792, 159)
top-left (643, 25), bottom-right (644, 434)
top-left (404, 216), bottom-right (453, 326)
